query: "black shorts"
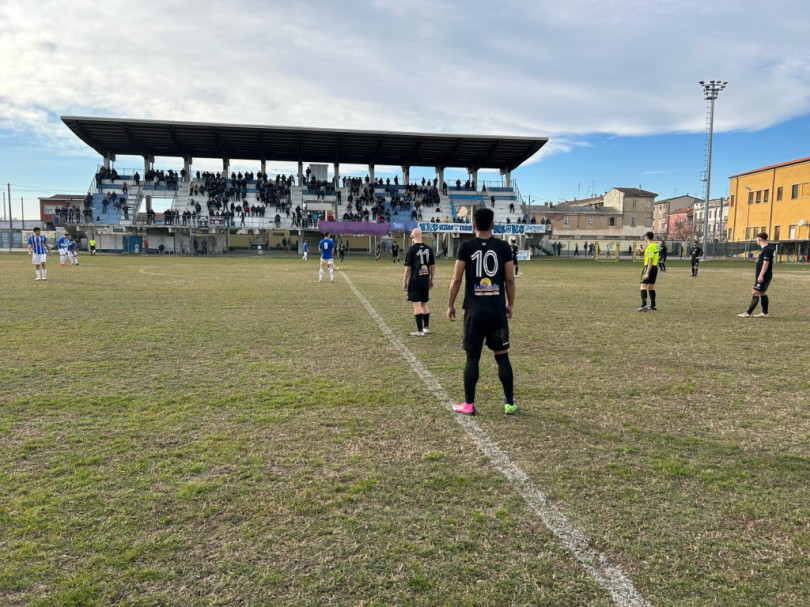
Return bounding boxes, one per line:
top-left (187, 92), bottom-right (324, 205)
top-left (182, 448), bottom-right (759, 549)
top-left (407, 288), bottom-right (429, 303)
top-left (691, 257), bottom-right (700, 265)
top-left (753, 278), bottom-right (771, 293)
top-left (640, 265), bottom-right (658, 285)
top-left (463, 311), bottom-right (510, 353)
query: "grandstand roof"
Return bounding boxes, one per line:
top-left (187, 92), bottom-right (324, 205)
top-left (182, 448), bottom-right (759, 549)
top-left (61, 116), bottom-right (547, 172)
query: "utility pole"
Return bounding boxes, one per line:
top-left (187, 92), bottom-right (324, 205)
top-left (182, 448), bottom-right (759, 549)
top-left (6, 183), bottom-right (11, 252)
top-left (699, 80), bottom-right (727, 260)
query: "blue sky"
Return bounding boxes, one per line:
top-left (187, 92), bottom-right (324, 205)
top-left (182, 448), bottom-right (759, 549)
top-left (1, 0), bottom-right (809, 219)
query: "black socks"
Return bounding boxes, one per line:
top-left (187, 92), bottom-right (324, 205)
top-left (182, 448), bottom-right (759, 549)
top-left (746, 296), bottom-right (759, 314)
top-left (415, 314), bottom-right (424, 332)
top-left (423, 313), bottom-right (429, 329)
top-left (464, 350), bottom-right (481, 404)
top-left (761, 295), bottom-right (769, 314)
top-left (650, 290), bottom-right (656, 308)
top-left (495, 353), bottom-right (514, 404)
top-left (464, 351), bottom-right (514, 406)
top-left (641, 291), bottom-right (648, 306)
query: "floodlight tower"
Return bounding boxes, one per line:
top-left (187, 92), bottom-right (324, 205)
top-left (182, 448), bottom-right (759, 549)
top-left (699, 80), bottom-right (727, 260)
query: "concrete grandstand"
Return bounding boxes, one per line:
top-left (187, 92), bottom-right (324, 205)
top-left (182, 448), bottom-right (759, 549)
top-left (58, 116), bottom-right (551, 254)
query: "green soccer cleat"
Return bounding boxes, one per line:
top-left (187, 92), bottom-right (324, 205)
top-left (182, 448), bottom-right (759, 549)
top-left (504, 403), bottom-right (517, 415)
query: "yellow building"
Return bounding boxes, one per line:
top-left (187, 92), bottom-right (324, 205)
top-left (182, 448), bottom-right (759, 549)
top-left (728, 156), bottom-right (810, 250)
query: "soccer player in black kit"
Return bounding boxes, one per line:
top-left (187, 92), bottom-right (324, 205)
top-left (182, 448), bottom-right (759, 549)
top-left (510, 238), bottom-right (520, 277)
top-left (447, 207), bottom-right (517, 415)
top-left (690, 241), bottom-right (703, 277)
top-left (738, 232), bottom-right (774, 318)
top-left (391, 242), bottom-right (400, 264)
top-left (403, 227), bottom-right (435, 336)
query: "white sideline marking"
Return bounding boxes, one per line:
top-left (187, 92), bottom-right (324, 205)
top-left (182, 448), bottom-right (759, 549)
top-left (341, 271), bottom-right (651, 607)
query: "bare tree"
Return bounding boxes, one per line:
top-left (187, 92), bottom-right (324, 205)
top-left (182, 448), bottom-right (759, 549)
top-left (669, 216), bottom-right (693, 241)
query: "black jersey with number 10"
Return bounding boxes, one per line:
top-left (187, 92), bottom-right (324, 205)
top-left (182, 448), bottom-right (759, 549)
top-left (457, 237), bottom-right (513, 317)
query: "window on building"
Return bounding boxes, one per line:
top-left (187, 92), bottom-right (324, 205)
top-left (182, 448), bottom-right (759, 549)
top-left (631, 217), bottom-right (637, 227)
top-left (792, 184), bottom-right (799, 199)
top-left (730, 194), bottom-right (735, 207)
top-left (632, 200), bottom-right (636, 208)
top-left (564, 216), bottom-right (570, 226)
top-left (728, 228), bottom-right (733, 240)
top-left (756, 190), bottom-right (762, 204)
top-left (748, 191), bottom-right (754, 204)
top-left (777, 186), bottom-right (782, 201)
top-left (745, 227), bottom-right (752, 240)
top-left (773, 225), bottom-right (780, 240)
top-left (789, 225), bottom-right (797, 239)
top-left (587, 217), bottom-right (593, 226)
top-left (609, 217), bottom-right (616, 227)
top-left (763, 189), bottom-right (769, 203)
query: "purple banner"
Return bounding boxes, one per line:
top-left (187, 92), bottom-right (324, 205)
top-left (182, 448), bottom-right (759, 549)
top-left (319, 221), bottom-right (390, 236)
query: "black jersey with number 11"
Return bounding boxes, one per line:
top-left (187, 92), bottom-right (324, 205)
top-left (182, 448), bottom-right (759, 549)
top-left (405, 243), bottom-right (435, 289)
top-left (457, 237), bottom-right (513, 318)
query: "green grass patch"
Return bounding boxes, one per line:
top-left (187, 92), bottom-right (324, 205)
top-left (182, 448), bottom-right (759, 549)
top-left (1, 254), bottom-right (808, 605)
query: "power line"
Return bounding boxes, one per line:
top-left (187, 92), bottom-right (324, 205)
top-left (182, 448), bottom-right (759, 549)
top-left (7, 183), bottom-right (89, 194)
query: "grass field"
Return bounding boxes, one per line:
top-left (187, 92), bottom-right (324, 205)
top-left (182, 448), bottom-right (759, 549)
top-left (1, 252), bottom-right (808, 606)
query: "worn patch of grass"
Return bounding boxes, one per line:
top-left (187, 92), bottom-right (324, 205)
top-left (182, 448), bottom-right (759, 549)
top-left (1, 253), bottom-right (808, 606)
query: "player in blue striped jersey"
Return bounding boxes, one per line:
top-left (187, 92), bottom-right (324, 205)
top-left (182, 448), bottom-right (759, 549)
top-left (27, 227), bottom-right (51, 280)
top-left (318, 232), bottom-right (336, 282)
top-left (57, 233), bottom-right (70, 266)
top-left (67, 235), bottom-right (79, 266)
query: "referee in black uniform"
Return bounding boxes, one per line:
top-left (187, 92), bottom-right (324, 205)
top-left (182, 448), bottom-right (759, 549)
top-left (690, 241), bottom-right (703, 277)
top-left (738, 232), bottom-right (774, 318)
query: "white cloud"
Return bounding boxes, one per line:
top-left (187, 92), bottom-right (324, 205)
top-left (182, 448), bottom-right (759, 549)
top-left (1, 0), bottom-right (809, 161)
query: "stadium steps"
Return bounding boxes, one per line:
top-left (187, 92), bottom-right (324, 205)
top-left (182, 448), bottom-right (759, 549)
top-left (89, 192), bottom-right (125, 224)
top-left (537, 236), bottom-right (555, 255)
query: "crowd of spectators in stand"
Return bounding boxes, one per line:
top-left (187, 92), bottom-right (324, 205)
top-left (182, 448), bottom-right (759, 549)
top-left (95, 167), bottom-right (119, 187)
top-left (100, 190), bottom-right (129, 218)
top-left (96, 166), bottom-right (181, 190)
top-left (336, 177), bottom-right (441, 224)
top-left (144, 169), bottom-right (180, 189)
top-left (191, 171), bottom-right (294, 223)
top-left (89, 166), bottom-right (543, 229)
top-left (54, 204), bottom-right (87, 225)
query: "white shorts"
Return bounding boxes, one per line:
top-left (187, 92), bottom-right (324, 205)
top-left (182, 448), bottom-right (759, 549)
top-left (303, 252), bottom-right (308, 259)
top-left (32, 253), bottom-right (47, 265)
top-left (321, 257), bottom-right (334, 265)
